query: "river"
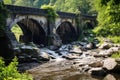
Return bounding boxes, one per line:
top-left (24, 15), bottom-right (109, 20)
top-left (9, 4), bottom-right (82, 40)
top-left (24, 59), bottom-right (120, 80)
top-left (17, 42), bottom-right (120, 80)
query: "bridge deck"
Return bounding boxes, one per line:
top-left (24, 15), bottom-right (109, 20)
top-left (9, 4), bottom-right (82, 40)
top-left (6, 5), bottom-right (76, 19)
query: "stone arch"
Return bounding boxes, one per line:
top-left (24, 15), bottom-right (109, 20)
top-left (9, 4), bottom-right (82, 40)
top-left (56, 21), bottom-right (77, 44)
top-left (10, 17), bottom-right (47, 45)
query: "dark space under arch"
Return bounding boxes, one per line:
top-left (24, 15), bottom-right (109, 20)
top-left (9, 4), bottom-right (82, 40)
top-left (12, 18), bottom-right (47, 45)
top-left (56, 21), bottom-right (78, 44)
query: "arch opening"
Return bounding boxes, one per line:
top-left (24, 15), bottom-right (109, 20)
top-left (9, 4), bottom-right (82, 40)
top-left (85, 20), bottom-right (94, 29)
top-left (56, 21), bottom-right (77, 44)
top-left (11, 18), bottom-right (47, 46)
top-left (11, 24), bottom-right (23, 42)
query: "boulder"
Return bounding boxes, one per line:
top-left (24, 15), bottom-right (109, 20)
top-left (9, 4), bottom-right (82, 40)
top-left (93, 50), bottom-right (110, 57)
top-left (85, 42), bottom-right (96, 50)
top-left (115, 58), bottom-right (120, 64)
top-left (99, 42), bottom-right (113, 49)
top-left (103, 58), bottom-right (117, 70)
top-left (89, 61), bottom-right (103, 67)
top-left (89, 67), bottom-right (107, 76)
top-left (104, 74), bottom-right (116, 80)
top-left (103, 58), bottom-right (120, 72)
top-left (108, 47), bottom-right (120, 53)
top-left (38, 51), bottom-right (50, 61)
top-left (70, 46), bottom-right (82, 54)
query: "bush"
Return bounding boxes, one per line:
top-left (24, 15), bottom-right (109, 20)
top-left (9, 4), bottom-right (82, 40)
top-left (0, 57), bottom-right (33, 80)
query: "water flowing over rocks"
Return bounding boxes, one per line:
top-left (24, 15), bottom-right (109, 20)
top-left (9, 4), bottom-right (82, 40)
top-left (16, 41), bottom-right (120, 80)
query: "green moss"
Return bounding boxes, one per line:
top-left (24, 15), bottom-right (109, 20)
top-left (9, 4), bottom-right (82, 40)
top-left (111, 51), bottom-right (120, 58)
top-left (41, 4), bottom-right (58, 22)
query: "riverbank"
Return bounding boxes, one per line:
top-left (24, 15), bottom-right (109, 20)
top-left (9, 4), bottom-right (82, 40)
top-left (17, 40), bottom-right (120, 80)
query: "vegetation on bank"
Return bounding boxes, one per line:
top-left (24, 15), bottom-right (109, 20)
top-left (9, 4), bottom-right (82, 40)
top-left (0, 57), bottom-right (33, 80)
top-left (11, 24), bottom-right (23, 42)
top-left (92, 0), bottom-right (120, 43)
top-left (90, 0), bottom-right (120, 45)
top-left (111, 51), bottom-right (120, 59)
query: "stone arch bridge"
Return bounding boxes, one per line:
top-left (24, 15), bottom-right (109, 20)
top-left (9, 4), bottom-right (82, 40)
top-left (5, 5), bottom-right (96, 48)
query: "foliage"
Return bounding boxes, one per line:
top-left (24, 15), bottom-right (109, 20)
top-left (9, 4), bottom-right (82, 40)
top-left (0, 57), bottom-right (33, 80)
top-left (96, 36), bottom-right (120, 45)
top-left (50, 0), bottom-right (56, 5)
top-left (93, 0), bottom-right (120, 37)
top-left (14, 0), bottom-right (34, 7)
top-left (107, 36), bottom-right (120, 43)
top-left (41, 4), bottom-right (57, 22)
top-left (0, 1), bottom-right (8, 37)
top-left (111, 51), bottom-right (120, 58)
top-left (3, 0), bottom-right (94, 15)
top-left (4, 0), bottom-right (51, 8)
top-left (11, 24), bottom-right (23, 42)
top-left (3, 0), bottom-right (12, 4)
top-left (54, 0), bottom-right (92, 14)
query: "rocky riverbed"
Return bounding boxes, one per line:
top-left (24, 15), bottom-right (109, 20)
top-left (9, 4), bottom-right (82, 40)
top-left (17, 40), bottom-right (120, 80)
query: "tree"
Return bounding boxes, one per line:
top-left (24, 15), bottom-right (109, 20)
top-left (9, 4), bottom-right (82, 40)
top-left (50, 0), bottom-right (56, 4)
top-left (14, 0), bottom-right (34, 7)
top-left (54, 0), bottom-right (92, 14)
top-left (93, 0), bottom-right (120, 36)
top-left (4, 0), bottom-right (16, 4)
top-left (33, 0), bottom-right (42, 8)
top-left (33, 0), bottom-right (50, 8)
top-left (54, 0), bottom-right (65, 12)
top-left (3, 0), bottom-right (12, 4)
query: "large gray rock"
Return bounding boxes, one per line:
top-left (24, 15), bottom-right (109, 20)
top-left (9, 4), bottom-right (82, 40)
top-left (89, 61), bottom-right (103, 67)
top-left (103, 58), bottom-right (120, 72)
top-left (85, 42), bottom-right (96, 50)
top-left (104, 74), bottom-right (116, 80)
top-left (38, 51), bottom-right (50, 61)
top-left (89, 67), bottom-right (107, 76)
top-left (99, 42), bottom-right (113, 49)
top-left (17, 45), bottom-right (41, 62)
top-left (103, 58), bottom-right (117, 70)
top-left (115, 58), bottom-right (120, 64)
top-left (70, 46), bottom-right (82, 54)
top-left (108, 47), bottom-right (120, 53)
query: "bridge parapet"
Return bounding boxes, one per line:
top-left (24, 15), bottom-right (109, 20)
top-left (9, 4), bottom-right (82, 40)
top-left (6, 5), bottom-right (48, 16)
top-left (6, 5), bottom-right (77, 19)
top-left (57, 11), bottom-right (76, 19)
